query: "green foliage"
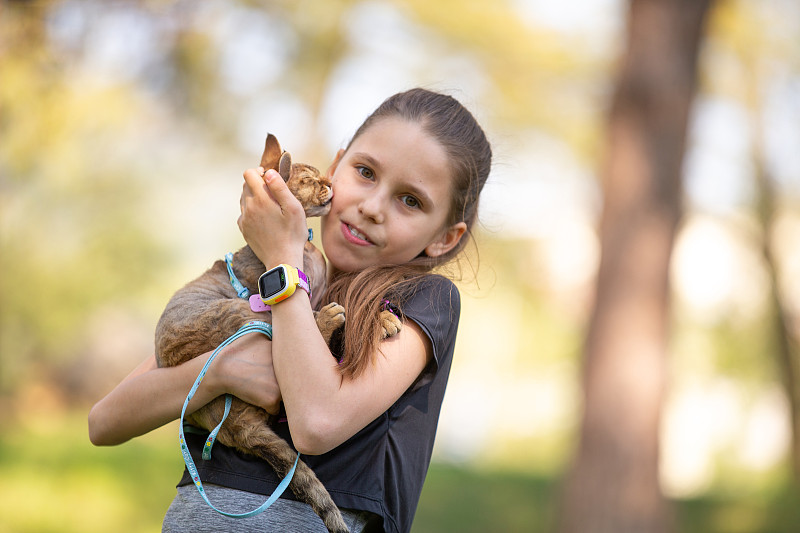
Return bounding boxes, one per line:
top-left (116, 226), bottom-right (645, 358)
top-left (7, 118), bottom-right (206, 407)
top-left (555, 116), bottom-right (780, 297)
top-left (394, 0), bottom-right (607, 161)
top-left (0, 0), bottom-right (604, 397)
top-left (414, 463), bottom-right (556, 532)
top-left (0, 412), bottom-right (178, 533)
top-left (676, 482), bottom-right (800, 533)
top-left (1, 411), bottom-right (799, 533)
top-left (0, 0), bottom-right (798, 521)
top-left (0, 3), bottom-right (170, 391)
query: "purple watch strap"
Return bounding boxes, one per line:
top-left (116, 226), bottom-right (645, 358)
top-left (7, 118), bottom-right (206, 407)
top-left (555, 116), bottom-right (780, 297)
top-left (250, 294), bottom-right (271, 313)
top-left (297, 269), bottom-right (311, 296)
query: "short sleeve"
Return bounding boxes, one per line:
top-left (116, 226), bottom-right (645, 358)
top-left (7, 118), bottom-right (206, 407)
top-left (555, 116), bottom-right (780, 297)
top-left (396, 275), bottom-right (461, 385)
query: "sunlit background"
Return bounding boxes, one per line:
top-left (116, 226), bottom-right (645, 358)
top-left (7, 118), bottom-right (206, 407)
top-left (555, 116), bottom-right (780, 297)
top-left (2, 0), bottom-right (799, 531)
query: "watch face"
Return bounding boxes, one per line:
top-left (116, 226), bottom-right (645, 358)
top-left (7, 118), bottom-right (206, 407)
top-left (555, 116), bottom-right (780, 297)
top-left (259, 267), bottom-right (287, 298)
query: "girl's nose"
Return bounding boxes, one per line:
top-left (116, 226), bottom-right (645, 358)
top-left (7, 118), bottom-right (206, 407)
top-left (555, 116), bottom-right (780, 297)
top-left (358, 193), bottom-right (385, 224)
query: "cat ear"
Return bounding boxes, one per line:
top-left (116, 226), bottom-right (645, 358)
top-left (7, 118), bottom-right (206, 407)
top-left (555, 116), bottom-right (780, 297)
top-left (260, 134), bottom-right (283, 171)
top-left (279, 151), bottom-right (292, 182)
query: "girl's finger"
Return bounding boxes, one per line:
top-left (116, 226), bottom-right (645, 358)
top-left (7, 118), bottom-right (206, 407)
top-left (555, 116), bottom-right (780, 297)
top-left (263, 169), bottom-right (300, 214)
top-left (242, 167), bottom-right (269, 198)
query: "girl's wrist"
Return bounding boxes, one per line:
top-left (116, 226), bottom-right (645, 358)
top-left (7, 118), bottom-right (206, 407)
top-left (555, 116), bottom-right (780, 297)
top-left (209, 348), bottom-right (237, 397)
top-left (262, 251), bottom-right (304, 270)
top-left (241, 227), bottom-right (306, 270)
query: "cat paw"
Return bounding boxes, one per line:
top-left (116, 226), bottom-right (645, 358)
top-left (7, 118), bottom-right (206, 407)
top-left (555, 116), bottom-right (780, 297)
top-left (317, 302), bottom-right (345, 343)
top-left (380, 309), bottom-right (402, 339)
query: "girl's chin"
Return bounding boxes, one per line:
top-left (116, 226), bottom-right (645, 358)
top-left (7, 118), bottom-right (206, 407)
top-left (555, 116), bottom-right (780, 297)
top-left (327, 253), bottom-right (370, 274)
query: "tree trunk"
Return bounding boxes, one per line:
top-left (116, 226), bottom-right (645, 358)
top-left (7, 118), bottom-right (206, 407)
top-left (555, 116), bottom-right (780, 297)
top-left (747, 60), bottom-right (800, 484)
top-left (756, 137), bottom-right (800, 484)
top-left (557, 1), bottom-right (711, 532)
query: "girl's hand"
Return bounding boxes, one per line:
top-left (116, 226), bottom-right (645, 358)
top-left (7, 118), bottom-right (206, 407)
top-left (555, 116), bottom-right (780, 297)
top-left (215, 332), bottom-right (281, 415)
top-left (88, 337), bottom-right (281, 446)
top-left (238, 167), bottom-right (307, 268)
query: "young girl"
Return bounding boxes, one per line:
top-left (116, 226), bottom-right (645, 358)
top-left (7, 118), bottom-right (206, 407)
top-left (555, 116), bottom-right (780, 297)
top-left (89, 88), bottom-right (492, 533)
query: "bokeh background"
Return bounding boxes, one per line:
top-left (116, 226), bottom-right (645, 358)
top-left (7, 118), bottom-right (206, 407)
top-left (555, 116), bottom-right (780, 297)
top-left (2, 0), bottom-right (800, 532)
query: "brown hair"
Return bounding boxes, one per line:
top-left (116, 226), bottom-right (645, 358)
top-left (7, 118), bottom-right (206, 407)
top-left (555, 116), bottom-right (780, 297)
top-left (323, 88), bottom-right (492, 378)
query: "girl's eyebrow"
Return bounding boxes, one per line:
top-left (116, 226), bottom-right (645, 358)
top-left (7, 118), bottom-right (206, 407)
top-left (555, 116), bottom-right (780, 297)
top-left (404, 182), bottom-right (434, 208)
top-left (351, 152), bottom-right (382, 172)
top-left (350, 151), bottom-right (434, 207)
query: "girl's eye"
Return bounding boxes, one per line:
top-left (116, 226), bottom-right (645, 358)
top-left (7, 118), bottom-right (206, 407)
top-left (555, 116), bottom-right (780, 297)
top-left (401, 195), bottom-right (420, 209)
top-left (357, 166), bottom-right (374, 180)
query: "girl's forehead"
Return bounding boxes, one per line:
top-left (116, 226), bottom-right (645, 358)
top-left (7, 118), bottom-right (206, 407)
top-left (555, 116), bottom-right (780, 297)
top-left (354, 116), bottom-right (429, 144)
top-left (349, 117), bottom-right (448, 172)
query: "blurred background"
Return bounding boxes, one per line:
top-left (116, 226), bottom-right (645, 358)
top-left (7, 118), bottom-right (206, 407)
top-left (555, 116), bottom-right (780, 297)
top-left (1, 0), bottom-right (799, 531)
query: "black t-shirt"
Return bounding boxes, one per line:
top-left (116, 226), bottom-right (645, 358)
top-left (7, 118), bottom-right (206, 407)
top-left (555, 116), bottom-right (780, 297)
top-left (178, 274), bottom-right (461, 533)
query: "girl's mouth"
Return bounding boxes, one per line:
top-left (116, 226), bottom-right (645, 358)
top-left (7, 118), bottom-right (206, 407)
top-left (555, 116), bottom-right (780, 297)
top-left (341, 222), bottom-right (373, 246)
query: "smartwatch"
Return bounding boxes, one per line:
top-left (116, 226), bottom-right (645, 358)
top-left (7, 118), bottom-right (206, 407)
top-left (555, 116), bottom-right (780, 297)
top-left (258, 264), bottom-right (311, 306)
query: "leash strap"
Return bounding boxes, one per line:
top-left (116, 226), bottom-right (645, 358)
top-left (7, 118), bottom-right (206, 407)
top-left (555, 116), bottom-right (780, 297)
top-left (225, 230), bottom-right (314, 300)
top-left (225, 230), bottom-right (313, 299)
top-left (225, 253), bottom-right (251, 299)
top-left (179, 320), bottom-right (299, 518)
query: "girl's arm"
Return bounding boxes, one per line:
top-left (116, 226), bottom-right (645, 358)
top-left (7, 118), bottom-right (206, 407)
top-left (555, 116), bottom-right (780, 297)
top-left (239, 168), bottom-right (432, 455)
top-left (88, 333), bottom-right (280, 446)
top-left (272, 292), bottom-right (431, 455)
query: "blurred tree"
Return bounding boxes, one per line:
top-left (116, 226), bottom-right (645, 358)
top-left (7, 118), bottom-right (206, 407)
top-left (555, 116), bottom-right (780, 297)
top-left (0, 0), bottom-right (602, 402)
top-left (753, 84), bottom-right (800, 483)
top-left (743, 14), bottom-right (800, 484)
top-left (0, 2), bottom-right (166, 393)
top-left (557, 1), bottom-right (711, 532)
top-left (396, 0), bottom-right (606, 159)
top-left (162, 0), bottom-right (356, 155)
top-left (701, 0), bottom-right (800, 484)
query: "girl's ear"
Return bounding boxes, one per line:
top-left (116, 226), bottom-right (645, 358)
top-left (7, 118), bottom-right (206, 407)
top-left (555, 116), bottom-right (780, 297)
top-left (326, 149), bottom-right (346, 179)
top-left (425, 222), bottom-right (467, 258)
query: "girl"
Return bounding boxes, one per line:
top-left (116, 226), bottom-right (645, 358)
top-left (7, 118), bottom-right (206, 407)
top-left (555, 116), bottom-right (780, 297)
top-left (89, 88), bottom-right (492, 533)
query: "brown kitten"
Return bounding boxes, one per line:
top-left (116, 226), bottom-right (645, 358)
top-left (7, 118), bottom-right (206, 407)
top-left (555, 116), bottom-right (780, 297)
top-left (154, 134), bottom-right (360, 532)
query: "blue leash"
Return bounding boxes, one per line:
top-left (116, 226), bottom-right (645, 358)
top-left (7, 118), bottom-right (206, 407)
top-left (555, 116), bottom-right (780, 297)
top-left (225, 252), bottom-right (251, 299)
top-left (179, 320), bottom-right (299, 518)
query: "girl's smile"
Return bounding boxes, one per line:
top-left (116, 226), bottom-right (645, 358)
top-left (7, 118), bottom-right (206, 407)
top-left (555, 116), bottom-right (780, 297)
top-left (320, 117), bottom-right (466, 272)
top-left (341, 221), bottom-right (374, 246)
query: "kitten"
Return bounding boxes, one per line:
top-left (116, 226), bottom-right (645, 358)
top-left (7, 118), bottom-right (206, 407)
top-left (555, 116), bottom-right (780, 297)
top-left (154, 134), bottom-right (399, 533)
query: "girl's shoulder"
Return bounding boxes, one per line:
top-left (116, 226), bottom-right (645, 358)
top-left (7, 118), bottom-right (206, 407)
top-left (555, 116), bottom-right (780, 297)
top-left (399, 274), bottom-right (461, 379)
top-left (397, 273), bottom-right (460, 323)
top-left (421, 273), bottom-right (460, 305)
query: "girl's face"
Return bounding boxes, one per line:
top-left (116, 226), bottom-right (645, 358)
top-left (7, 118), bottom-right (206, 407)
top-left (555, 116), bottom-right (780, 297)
top-left (320, 117), bottom-right (467, 273)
